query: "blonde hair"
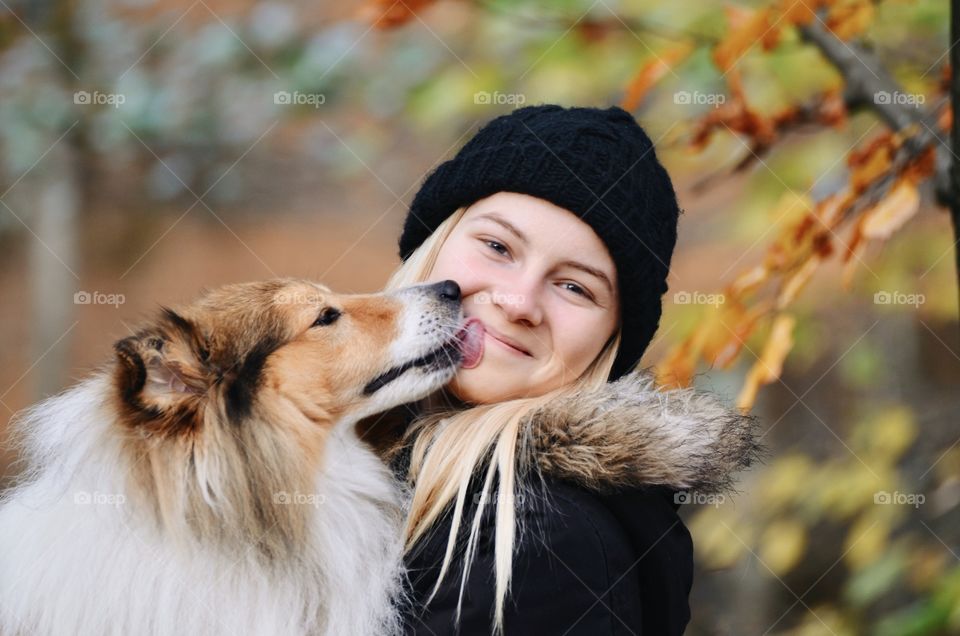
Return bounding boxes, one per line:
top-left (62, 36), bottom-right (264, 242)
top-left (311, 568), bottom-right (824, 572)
top-left (385, 206), bottom-right (622, 634)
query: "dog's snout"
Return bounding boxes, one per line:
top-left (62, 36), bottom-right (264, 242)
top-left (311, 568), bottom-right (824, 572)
top-left (436, 280), bottom-right (460, 303)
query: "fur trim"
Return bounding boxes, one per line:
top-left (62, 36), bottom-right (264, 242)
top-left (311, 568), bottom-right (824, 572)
top-left (519, 370), bottom-right (764, 494)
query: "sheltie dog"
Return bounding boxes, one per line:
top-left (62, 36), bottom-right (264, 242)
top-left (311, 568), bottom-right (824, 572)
top-left (0, 278), bottom-right (482, 636)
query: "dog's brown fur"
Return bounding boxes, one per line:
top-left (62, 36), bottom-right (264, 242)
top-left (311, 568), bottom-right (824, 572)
top-left (110, 279), bottom-right (417, 561)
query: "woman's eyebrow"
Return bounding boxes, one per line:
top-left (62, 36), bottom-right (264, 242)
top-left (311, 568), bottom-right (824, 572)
top-left (472, 212), bottom-right (614, 293)
top-left (559, 260), bottom-right (614, 294)
top-left (472, 212), bottom-right (529, 245)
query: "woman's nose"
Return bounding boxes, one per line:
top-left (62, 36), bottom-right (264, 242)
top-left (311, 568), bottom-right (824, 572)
top-left (495, 284), bottom-right (543, 326)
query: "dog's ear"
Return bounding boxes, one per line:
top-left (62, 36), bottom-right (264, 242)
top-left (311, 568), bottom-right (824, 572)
top-left (114, 308), bottom-right (210, 422)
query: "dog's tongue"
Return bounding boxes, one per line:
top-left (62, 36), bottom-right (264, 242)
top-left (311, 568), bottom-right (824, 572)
top-left (456, 317), bottom-right (484, 369)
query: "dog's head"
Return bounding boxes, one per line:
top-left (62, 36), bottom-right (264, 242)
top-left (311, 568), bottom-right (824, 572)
top-left (113, 278), bottom-right (466, 435)
top-left (109, 278), bottom-right (467, 554)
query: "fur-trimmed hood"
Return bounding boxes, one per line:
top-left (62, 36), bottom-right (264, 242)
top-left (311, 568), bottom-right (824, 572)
top-left (398, 370), bottom-right (763, 635)
top-left (517, 369), bottom-right (764, 494)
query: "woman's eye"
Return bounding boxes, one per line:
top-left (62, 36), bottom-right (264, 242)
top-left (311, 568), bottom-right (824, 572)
top-left (561, 282), bottom-right (592, 300)
top-left (311, 307), bottom-right (341, 327)
top-left (482, 239), bottom-right (509, 256)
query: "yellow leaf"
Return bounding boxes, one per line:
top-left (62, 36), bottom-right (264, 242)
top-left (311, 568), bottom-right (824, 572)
top-left (824, 463), bottom-right (894, 521)
top-left (844, 513), bottom-right (889, 571)
top-left (687, 508), bottom-right (751, 569)
top-left (861, 179), bottom-right (921, 239)
top-left (860, 406), bottom-right (918, 464)
top-left (759, 519), bottom-right (807, 576)
top-left (757, 454), bottom-right (813, 509)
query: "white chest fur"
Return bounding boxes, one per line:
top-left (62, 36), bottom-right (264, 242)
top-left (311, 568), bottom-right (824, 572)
top-left (0, 381), bottom-right (406, 636)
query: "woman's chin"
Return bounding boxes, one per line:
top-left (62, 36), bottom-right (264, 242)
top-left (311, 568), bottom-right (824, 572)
top-left (448, 360), bottom-right (550, 404)
top-left (448, 365), bottom-right (517, 405)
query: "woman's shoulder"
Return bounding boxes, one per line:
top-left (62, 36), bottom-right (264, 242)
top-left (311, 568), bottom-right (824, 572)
top-left (521, 478), bottom-right (695, 635)
top-left (403, 478), bottom-right (693, 635)
top-left (521, 478), bottom-right (638, 565)
top-left (529, 477), bottom-right (691, 553)
top-left (527, 478), bottom-right (693, 568)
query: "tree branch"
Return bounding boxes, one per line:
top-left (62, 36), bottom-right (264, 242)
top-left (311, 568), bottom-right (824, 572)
top-left (951, 0), bottom-right (960, 318)
top-left (799, 14), bottom-right (959, 318)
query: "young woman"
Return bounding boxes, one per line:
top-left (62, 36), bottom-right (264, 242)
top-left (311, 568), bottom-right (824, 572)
top-left (374, 104), bottom-right (759, 635)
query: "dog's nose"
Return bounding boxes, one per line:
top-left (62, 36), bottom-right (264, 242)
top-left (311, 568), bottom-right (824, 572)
top-left (437, 280), bottom-right (461, 303)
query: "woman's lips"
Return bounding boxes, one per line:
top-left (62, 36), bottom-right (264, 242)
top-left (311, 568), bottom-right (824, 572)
top-left (485, 329), bottom-right (532, 357)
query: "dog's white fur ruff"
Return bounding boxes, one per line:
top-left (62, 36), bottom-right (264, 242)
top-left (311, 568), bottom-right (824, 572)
top-left (0, 377), bottom-right (406, 636)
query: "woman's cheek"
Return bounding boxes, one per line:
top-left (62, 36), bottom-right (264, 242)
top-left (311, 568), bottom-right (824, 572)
top-left (432, 244), bottom-right (478, 287)
top-left (455, 253), bottom-right (497, 296)
top-left (553, 315), bottom-right (600, 374)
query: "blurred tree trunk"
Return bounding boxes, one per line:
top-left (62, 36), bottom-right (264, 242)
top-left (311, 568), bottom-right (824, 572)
top-left (26, 0), bottom-right (85, 398)
top-left (29, 154), bottom-right (79, 398)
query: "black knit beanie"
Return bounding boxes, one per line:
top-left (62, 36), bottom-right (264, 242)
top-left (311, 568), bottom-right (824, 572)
top-left (398, 104), bottom-right (680, 382)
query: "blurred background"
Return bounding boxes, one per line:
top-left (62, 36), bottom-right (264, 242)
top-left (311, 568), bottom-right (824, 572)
top-left (0, 0), bottom-right (958, 633)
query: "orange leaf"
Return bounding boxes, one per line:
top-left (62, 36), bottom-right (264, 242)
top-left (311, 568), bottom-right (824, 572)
top-left (737, 314), bottom-right (795, 411)
top-left (841, 238), bottom-right (867, 289)
top-left (711, 301), bottom-right (771, 369)
top-left (778, 0), bottom-right (824, 26)
top-left (848, 132), bottom-right (893, 169)
top-left (777, 256), bottom-right (820, 309)
top-left (702, 302), bottom-right (743, 365)
top-left (621, 42), bottom-right (695, 111)
top-left (815, 190), bottom-right (851, 230)
top-left (729, 264), bottom-right (770, 297)
top-left (826, 0), bottom-right (874, 41)
top-left (849, 143), bottom-right (892, 193)
top-left (656, 339), bottom-right (698, 389)
top-left (361, 0), bottom-right (439, 28)
top-left (713, 7), bottom-right (772, 72)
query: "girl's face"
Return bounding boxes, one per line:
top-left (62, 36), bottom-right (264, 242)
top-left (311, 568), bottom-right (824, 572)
top-left (426, 192), bottom-right (620, 404)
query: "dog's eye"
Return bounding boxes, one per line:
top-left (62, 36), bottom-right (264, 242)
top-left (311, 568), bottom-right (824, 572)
top-left (311, 307), bottom-right (341, 327)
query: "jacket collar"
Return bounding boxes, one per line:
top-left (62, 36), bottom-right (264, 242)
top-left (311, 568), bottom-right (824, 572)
top-left (518, 370), bottom-right (764, 494)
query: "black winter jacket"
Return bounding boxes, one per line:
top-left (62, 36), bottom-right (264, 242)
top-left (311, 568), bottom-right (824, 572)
top-left (384, 371), bottom-right (760, 636)
top-left (401, 478), bottom-right (693, 635)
